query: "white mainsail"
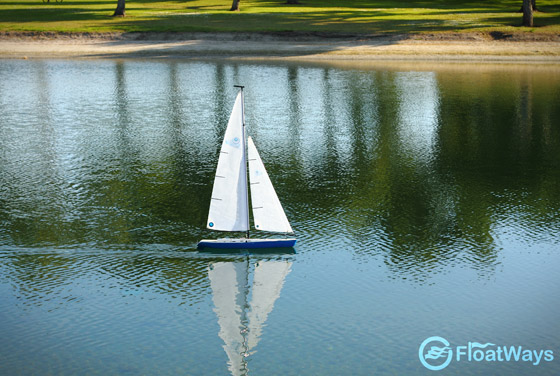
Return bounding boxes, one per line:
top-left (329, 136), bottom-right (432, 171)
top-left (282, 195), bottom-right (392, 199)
top-left (207, 92), bottom-right (249, 232)
top-left (248, 137), bottom-right (293, 233)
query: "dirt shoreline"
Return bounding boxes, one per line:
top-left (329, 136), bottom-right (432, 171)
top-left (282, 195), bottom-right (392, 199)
top-left (1, 31), bottom-right (560, 62)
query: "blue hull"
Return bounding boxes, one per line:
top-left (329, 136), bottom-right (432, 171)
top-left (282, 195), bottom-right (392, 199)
top-left (198, 238), bottom-right (296, 249)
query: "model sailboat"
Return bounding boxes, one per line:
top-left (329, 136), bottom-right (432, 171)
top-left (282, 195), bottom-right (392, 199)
top-left (197, 86), bottom-right (296, 249)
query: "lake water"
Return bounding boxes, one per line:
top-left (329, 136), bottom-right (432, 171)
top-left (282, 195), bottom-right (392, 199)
top-left (0, 59), bottom-right (559, 375)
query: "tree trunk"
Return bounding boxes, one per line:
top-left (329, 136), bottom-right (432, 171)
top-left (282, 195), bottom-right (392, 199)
top-left (113, 0), bottom-right (125, 17)
top-left (522, 0), bottom-right (533, 26)
top-left (230, 0), bottom-right (240, 11)
top-left (519, 0), bottom-right (537, 12)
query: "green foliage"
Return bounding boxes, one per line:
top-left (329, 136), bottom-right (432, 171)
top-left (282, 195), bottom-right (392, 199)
top-left (0, 0), bottom-right (559, 34)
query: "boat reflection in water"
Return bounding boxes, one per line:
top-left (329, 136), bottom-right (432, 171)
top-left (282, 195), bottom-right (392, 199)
top-left (208, 259), bottom-right (292, 376)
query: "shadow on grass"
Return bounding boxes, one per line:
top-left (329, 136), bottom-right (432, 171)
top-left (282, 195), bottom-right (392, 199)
top-left (102, 11), bottom-right (491, 34)
top-left (0, 8), bottom-right (113, 23)
top-left (267, 0), bottom-right (525, 11)
top-left (477, 13), bottom-right (560, 28)
top-left (0, 0), bottom-right (196, 23)
top-left (0, 1), bottom-right (113, 5)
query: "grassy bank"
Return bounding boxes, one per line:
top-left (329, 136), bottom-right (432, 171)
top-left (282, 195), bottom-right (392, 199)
top-left (1, 0), bottom-right (559, 35)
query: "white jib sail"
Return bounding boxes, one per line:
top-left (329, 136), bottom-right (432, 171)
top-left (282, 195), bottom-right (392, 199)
top-left (247, 137), bottom-right (293, 233)
top-left (207, 92), bottom-right (249, 232)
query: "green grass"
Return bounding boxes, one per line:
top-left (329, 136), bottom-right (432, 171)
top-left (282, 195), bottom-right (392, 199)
top-left (0, 0), bottom-right (559, 35)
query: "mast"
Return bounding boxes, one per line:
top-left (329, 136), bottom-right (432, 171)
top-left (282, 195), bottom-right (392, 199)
top-left (234, 85), bottom-right (250, 239)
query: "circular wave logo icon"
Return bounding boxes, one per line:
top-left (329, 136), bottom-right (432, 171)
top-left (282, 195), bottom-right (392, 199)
top-left (419, 336), bottom-right (453, 371)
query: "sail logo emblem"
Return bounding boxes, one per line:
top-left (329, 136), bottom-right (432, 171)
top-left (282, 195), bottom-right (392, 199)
top-left (419, 336), bottom-right (453, 370)
top-left (419, 336), bottom-right (555, 371)
top-left (226, 137), bottom-right (241, 148)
